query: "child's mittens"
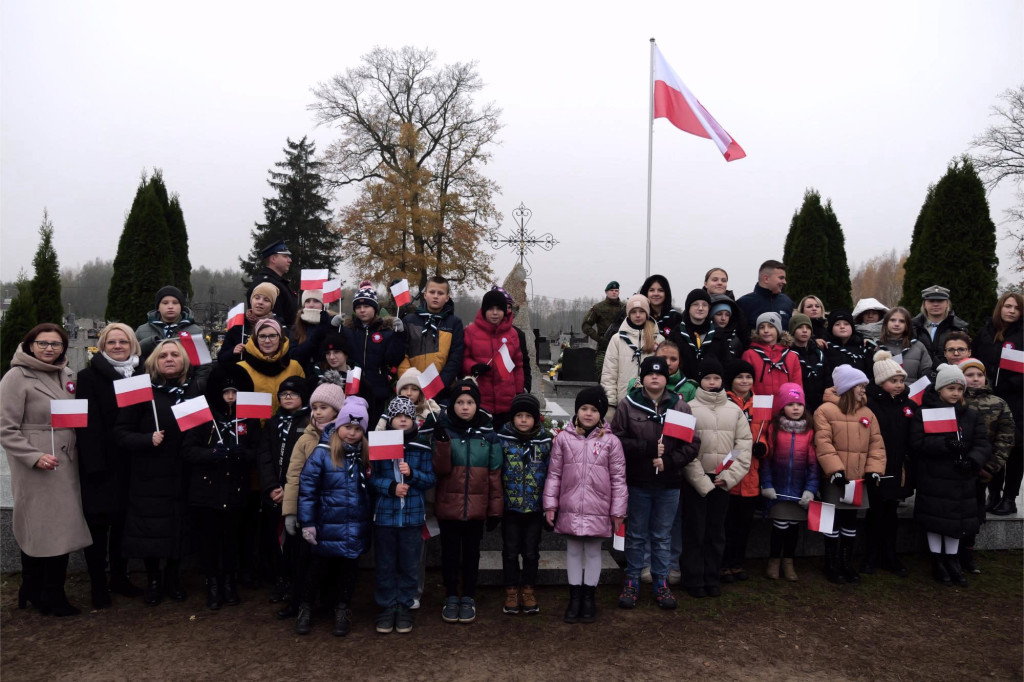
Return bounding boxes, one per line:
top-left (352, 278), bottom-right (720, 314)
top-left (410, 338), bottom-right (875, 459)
top-left (799, 491), bottom-right (814, 508)
top-left (302, 527), bottom-right (317, 545)
top-left (867, 472), bottom-right (882, 486)
top-left (761, 487), bottom-right (777, 500)
top-left (284, 515), bottom-right (298, 536)
top-left (470, 363), bottom-right (492, 377)
top-left (752, 442), bottom-right (768, 459)
top-left (829, 471), bottom-right (848, 488)
top-left (392, 318), bottom-right (404, 333)
top-left (331, 314), bottom-right (346, 329)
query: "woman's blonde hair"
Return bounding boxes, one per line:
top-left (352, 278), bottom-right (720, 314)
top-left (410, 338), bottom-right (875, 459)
top-left (328, 428), bottom-right (369, 469)
top-left (837, 390), bottom-right (864, 415)
top-left (797, 295), bottom-right (826, 317)
top-left (98, 323), bottom-right (142, 358)
top-left (144, 339), bottom-right (191, 384)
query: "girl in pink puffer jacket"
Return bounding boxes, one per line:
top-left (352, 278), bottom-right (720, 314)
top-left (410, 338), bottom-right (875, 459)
top-left (543, 387), bottom-right (628, 625)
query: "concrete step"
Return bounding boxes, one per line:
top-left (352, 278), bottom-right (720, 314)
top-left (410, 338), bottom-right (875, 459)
top-left (477, 549), bottom-right (621, 585)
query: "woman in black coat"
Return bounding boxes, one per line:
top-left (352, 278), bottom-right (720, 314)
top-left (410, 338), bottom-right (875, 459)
top-left (115, 338), bottom-right (204, 606)
top-left (972, 292), bottom-right (1023, 515)
top-left (75, 323), bottom-right (147, 608)
top-left (909, 366), bottom-right (991, 588)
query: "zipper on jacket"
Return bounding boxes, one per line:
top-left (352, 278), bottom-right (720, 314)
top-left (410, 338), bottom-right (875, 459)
top-left (787, 432), bottom-right (795, 493)
top-left (463, 437), bottom-right (470, 521)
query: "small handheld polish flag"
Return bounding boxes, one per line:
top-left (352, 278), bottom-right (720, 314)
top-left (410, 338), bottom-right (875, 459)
top-left (390, 279), bottom-right (412, 307)
top-left (322, 280), bottom-right (342, 304)
top-left (840, 479), bottom-right (865, 506)
top-left (714, 450), bottom-right (736, 476)
top-left (345, 367), bottom-right (362, 396)
top-left (113, 375), bottom-right (154, 408)
top-left (178, 331), bottom-right (212, 366)
top-left (999, 346), bottom-right (1024, 373)
top-left (171, 396), bottom-right (215, 432)
top-left (300, 269), bottom-right (328, 290)
top-left (421, 517), bottom-right (440, 541)
top-left (807, 501), bottom-right (836, 534)
top-left (751, 395), bottom-right (774, 421)
top-left (226, 302), bottom-right (245, 330)
top-left (369, 430), bottom-right (405, 461)
top-left (417, 364), bottom-right (445, 401)
top-left (494, 343), bottom-right (515, 380)
top-left (236, 392), bottom-right (273, 420)
top-left (50, 400), bottom-right (89, 429)
top-left (922, 407), bottom-right (958, 434)
top-left (662, 409), bottom-right (696, 442)
top-left (613, 522), bottom-right (626, 552)
top-left (907, 376), bottom-right (930, 406)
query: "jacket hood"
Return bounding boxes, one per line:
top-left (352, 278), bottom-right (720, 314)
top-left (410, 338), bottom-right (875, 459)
top-left (866, 381), bottom-right (908, 403)
top-left (852, 298), bottom-right (889, 321)
top-left (639, 274), bottom-right (673, 311)
top-left (244, 334), bottom-right (291, 363)
top-left (10, 348), bottom-right (68, 374)
top-left (471, 308), bottom-right (515, 335)
top-left (694, 387), bottom-right (728, 406)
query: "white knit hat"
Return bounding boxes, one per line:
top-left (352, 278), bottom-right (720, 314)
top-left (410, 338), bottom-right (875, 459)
top-left (395, 367), bottom-right (421, 395)
top-left (872, 350), bottom-right (907, 385)
top-left (833, 364), bottom-right (869, 395)
top-left (934, 363), bottom-right (966, 390)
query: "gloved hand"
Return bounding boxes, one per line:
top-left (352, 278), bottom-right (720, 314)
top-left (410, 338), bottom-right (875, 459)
top-left (867, 472), bottom-right (882, 487)
top-left (761, 487), bottom-right (777, 500)
top-left (752, 442), bottom-right (768, 459)
top-left (331, 314), bottom-right (345, 329)
top-left (470, 363), bottom-right (492, 377)
top-left (392, 318), bottom-right (404, 333)
top-left (799, 490), bottom-right (815, 508)
top-left (830, 471), bottom-right (849, 488)
top-left (433, 428), bottom-right (450, 443)
top-left (486, 517), bottom-right (501, 532)
top-left (284, 515), bottom-right (298, 536)
top-left (302, 527), bottom-right (317, 545)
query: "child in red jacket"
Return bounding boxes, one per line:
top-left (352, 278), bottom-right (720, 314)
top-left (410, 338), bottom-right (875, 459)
top-left (742, 312), bottom-right (802, 399)
top-left (463, 290), bottom-right (524, 430)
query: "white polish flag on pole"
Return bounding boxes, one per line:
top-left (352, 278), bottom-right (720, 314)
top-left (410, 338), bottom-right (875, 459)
top-left (226, 302), bottom-right (245, 330)
top-left (113, 375), bottom-right (154, 408)
top-left (840, 479), bottom-right (865, 506)
top-left (417, 364), bottom-right (445, 401)
top-left (171, 396), bottom-right (215, 432)
top-left (178, 331), bottom-right (212, 366)
top-left (922, 407), bottom-right (958, 434)
top-left (323, 280), bottom-right (342, 304)
top-left (390, 279), bottom-right (412, 307)
top-left (236, 392), bottom-right (273, 420)
top-left (752, 395), bottom-right (774, 421)
top-left (300, 269), bottom-right (328, 290)
top-left (807, 501), bottom-right (836, 534)
top-left (662, 409), bottom-right (696, 442)
top-left (50, 400), bottom-right (89, 428)
top-left (907, 376), bottom-right (930, 406)
top-left (369, 430), bottom-right (404, 461)
top-left (494, 343), bottom-right (515, 380)
top-left (345, 367), bottom-right (362, 396)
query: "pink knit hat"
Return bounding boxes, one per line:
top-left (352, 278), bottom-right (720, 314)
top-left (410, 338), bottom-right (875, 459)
top-left (775, 382), bottom-right (805, 412)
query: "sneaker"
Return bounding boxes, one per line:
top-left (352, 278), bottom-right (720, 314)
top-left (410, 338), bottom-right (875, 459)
top-left (375, 607), bottom-right (395, 634)
top-left (668, 569), bottom-right (681, 586)
top-left (442, 596), bottom-right (461, 623)
top-left (503, 586), bottom-right (520, 615)
top-left (458, 596), bottom-right (476, 623)
top-left (654, 580), bottom-right (677, 610)
top-left (640, 566), bottom-right (653, 584)
top-left (411, 598), bottom-right (421, 610)
top-left (395, 605), bottom-right (414, 634)
top-left (618, 579), bottom-right (639, 609)
top-left (520, 585), bottom-right (540, 615)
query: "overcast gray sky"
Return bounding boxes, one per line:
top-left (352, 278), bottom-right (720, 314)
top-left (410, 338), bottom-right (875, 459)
top-left (2, 0), bottom-right (1021, 302)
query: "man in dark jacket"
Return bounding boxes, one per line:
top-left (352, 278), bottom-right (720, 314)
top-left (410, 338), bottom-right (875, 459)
top-left (736, 260), bottom-right (795, 332)
top-left (582, 281), bottom-right (626, 372)
top-left (247, 240), bottom-right (299, 327)
top-left (911, 285), bottom-right (970, 369)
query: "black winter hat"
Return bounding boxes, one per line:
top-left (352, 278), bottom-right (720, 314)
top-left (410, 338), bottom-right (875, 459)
top-left (352, 280), bottom-right (380, 314)
top-left (451, 377), bottom-right (482, 406)
top-left (155, 285), bottom-right (186, 310)
top-left (510, 393), bottom-right (541, 423)
top-left (698, 357), bottom-right (725, 381)
top-left (828, 310), bottom-right (855, 333)
top-left (639, 356), bottom-right (671, 380)
top-left (575, 386), bottom-right (609, 420)
top-left (385, 396), bottom-right (418, 422)
top-left (684, 288), bottom-right (712, 310)
top-left (481, 289), bottom-right (508, 314)
top-left (724, 359), bottom-right (756, 388)
top-left (277, 375), bottom-right (309, 403)
top-left (320, 331), bottom-right (351, 357)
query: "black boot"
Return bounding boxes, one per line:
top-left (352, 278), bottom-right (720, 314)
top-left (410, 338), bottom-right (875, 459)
top-left (991, 497), bottom-right (1017, 516)
top-left (164, 564), bottom-right (187, 602)
top-left (18, 553), bottom-right (48, 613)
top-left (42, 556), bottom-right (80, 617)
top-left (90, 575), bottom-right (112, 609)
top-left (823, 538), bottom-right (846, 584)
top-left (579, 585), bottom-right (596, 624)
top-left (839, 535), bottom-right (860, 584)
top-left (144, 570), bottom-right (163, 606)
top-left (931, 553), bottom-right (952, 586)
top-left (959, 547), bottom-right (980, 575)
top-left (206, 577), bottom-right (222, 610)
top-left (563, 585), bottom-right (582, 624)
top-left (295, 602), bottom-right (313, 635)
top-left (109, 561), bottom-right (144, 598)
top-left (333, 603), bottom-right (351, 637)
top-left (222, 574), bottom-right (240, 606)
top-left (945, 554), bottom-right (968, 587)
top-left (882, 523), bottom-right (908, 577)
top-left (269, 577), bottom-right (289, 603)
top-left (985, 491), bottom-right (1002, 512)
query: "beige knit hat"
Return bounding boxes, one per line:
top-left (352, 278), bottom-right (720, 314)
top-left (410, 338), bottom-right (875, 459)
top-left (626, 294), bottom-right (651, 316)
top-left (934, 363), bottom-right (966, 390)
top-left (395, 367), bottom-right (422, 395)
top-left (872, 349), bottom-right (907, 385)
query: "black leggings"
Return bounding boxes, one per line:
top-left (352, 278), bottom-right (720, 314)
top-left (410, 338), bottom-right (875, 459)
top-left (769, 523), bottom-right (800, 558)
top-left (722, 496), bottom-right (757, 570)
top-left (193, 507), bottom-right (242, 576)
top-left (502, 512), bottom-right (543, 586)
top-left (439, 519), bottom-right (484, 598)
top-left (83, 512), bottom-right (127, 582)
top-left (303, 556), bottom-right (359, 608)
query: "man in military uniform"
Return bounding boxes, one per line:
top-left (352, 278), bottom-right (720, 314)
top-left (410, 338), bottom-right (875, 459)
top-left (247, 240), bottom-right (298, 326)
top-left (911, 285), bottom-right (970, 369)
top-left (581, 281), bottom-right (626, 372)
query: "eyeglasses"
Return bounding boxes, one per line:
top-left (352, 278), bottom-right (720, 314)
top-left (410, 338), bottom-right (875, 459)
top-left (33, 341), bottom-right (64, 350)
top-left (257, 334), bottom-right (280, 341)
top-left (945, 347), bottom-right (969, 355)
top-left (279, 392), bottom-right (299, 400)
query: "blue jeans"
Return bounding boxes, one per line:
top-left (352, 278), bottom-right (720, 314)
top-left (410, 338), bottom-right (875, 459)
top-left (625, 487), bottom-right (680, 581)
top-left (374, 526), bottom-right (422, 608)
top-left (643, 501), bottom-right (683, 569)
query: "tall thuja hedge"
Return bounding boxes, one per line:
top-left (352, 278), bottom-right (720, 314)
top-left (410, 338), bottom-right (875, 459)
top-left (782, 189), bottom-right (832, 306)
top-left (821, 199), bottom-right (853, 311)
top-left (900, 158), bottom-right (998, 330)
top-left (32, 210), bottom-right (64, 325)
top-left (0, 275), bottom-right (37, 375)
top-left (151, 172), bottom-right (193, 300)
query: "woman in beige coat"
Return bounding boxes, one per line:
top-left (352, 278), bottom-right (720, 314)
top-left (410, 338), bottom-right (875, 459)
top-left (0, 323), bottom-right (92, 616)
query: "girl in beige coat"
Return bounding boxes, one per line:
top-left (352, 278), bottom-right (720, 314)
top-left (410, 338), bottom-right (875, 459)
top-left (601, 295), bottom-right (664, 415)
top-left (0, 324), bottom-right (92, 616)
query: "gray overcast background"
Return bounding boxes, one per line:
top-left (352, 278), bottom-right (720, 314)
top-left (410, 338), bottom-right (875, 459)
top-left (2, 0), bottom-right (1022, 301)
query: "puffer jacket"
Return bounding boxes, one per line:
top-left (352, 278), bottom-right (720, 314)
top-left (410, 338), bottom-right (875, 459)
top-left (371, 428), bottom-right (435, 527)
top-left (235, 336), bottom-right (305, 411)
top-left (684, 388), bottom-right (753, 496)
top-left (498, 423), bottom-right (553, 514)
top-left (601, 317), bottom-right (664, 408)
top-left (964, 385), bottom-right (1016, 476)
top-left (812, 388), bottom-right (887, 481)
top-left (726, 391), bottom-right (770, 497)
top-left (398, 299), bottom-right (465, 395)
top-left (297, 433), bottom-right (372, 558)
top-left (135, 308), bottom-right (204, 360)
top-left (258, 406), bottom-right (310, 495)
top-left (865, 383), bottom-right (917, 500)
top-left (742, 342), bottom-right (802, 400)
top-left (344, 316), bottom-right (407, 401)
top-left (761, 421), bottom-right (818, 508)
top-left (282, 422), bottom-right (326, 516)
top-left (789, 342), bottom-right (827, 416)
top-left (610, 386), bottom-right (700, 489)
top-left (875, 338), bottom-right (932, 384)
top-left (909, 389), bottom-right (991, 537)
top-left (543, 422), bottom-right (627, 538)
top-left (911, 311), bottom-right (970, 370)
top-left (705, 294), bottom-right (749, 360)
top-left (462, 310), bottom-right (525, 415)
top-left (433, 413), bottom-right (503, 521)
top-left (972, 318), bottom-right (1023, 431)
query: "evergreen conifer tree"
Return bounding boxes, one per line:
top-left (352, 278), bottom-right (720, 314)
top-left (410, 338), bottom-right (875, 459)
top-left (782, 189), bottom-right (831, 306)
top-left (899, 158), bottom-right (998, 330)
top-left (31, 209), bottom-right (64, 325)
top-left (822, 200), bottom-right (853, 311)
top-left (241, 137), bottom-right (339, 283)
top-left (166, 195), bottom-right (193, 299)
top-left (1, 275), bottom-right (37, 375)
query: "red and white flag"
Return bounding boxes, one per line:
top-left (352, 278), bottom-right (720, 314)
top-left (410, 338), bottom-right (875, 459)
top-left (178, 331), bottom-right (211, 366)
top-left (613, 521), bottom-right (626, 552)
top-left (494, 343), bottom-right (515, 380)
top-left (662, 409), bottom-right (696, 442)
top-left (345, 367), bottom-right (362, 396)
top-left (922, 407), bottom-right (958, 434)
top-left (369, 430), bottom-right (404, 461)
top-left (418, 363), bottom-right (445, 401)
top-left (226, 302), bottom-right (245, 330)
top-left (113, 374), bottom-right (154, 408)
top-left (752, 394), bottom-right (774, 421)
top-left (1000, 346), bottom-right (1024, 373)
top-left (390, 279), bottom-right (412, 307)
top-left (171, 396), bottom-right (214, 432)
top-left (323, 280), bottom-right (342, 304)
top-left (421, 517), bottom-right (440, 541)
top-left (714, 450), bottom-right (735, 475)
top-left (652, 45), bottom-right (746, 162)
top-left (300, 269), bottom-right (328, 291)
top-left (907, 376), bottom-right (930, 406)
top-left (840, 479), bottom-right (865, 506)
top-left (892, 352), bottom-right (904, 367)
top-left (236, 392), bottom-right (273, 420)
top-left (807, 501), bottom-right (836, 534)
top-left (50, 400), bottom-right (88, 429)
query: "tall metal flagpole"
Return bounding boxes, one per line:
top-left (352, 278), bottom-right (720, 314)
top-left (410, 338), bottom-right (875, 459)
top-left (645, 38), bottom-right (656, 278)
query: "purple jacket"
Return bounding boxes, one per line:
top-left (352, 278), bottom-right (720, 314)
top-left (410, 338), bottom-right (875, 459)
top-left (543, 423), bottom-right (628, 538)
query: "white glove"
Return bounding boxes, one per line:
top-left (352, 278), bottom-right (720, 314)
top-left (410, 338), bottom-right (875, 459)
top-left (302, 527), bottom-right (317, 545)
top-left (799, 490), bottom-right (814, 508)
top-left (331, 314), bottom-right (345, 329)
top-left (761, 487), bottom-right (777, 500)
top-left (284, 514), bottom-right (298, 536)
top-left (392, 318), bottom-right (404, 333)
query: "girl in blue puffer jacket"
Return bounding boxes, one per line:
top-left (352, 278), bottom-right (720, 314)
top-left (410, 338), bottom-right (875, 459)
top-left (296, 398), bottom-right (372, 637)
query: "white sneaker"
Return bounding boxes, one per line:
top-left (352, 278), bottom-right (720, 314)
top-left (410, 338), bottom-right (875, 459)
top-left (668, 569), bottom-right (681, 585)
top-left (411, 598), bottom-right (420, 610)
top-left (640, 566), bottom-right (653, 584)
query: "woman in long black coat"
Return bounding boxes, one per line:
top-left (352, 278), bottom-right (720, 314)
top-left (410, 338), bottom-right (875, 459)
top-left (115, 338), bottom-right (204, 606)
top-left (75, 323), bottom-right (147, 608)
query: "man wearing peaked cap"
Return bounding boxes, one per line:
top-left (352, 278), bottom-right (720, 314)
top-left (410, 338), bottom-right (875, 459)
top-left (247, 240), bottom-right (298, 327)
top-left (582, 281), bottom-right (627, 373)
top-left (911, 284), bottom-right (969, 370)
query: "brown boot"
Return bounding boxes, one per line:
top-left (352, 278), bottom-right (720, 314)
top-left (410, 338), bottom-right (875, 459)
top-left (503, 586), bottom-right (520, 615)
top-left (520, 585), bottom-right (539, 615)
top-left (765, 558), bottom-right (781, 580)
top-left (782, 558), bottom-right (798, 582)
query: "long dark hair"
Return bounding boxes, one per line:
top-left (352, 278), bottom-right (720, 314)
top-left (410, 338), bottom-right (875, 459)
top-left (992, 292), bottom-right (1024, 343)
top-left (21, 323), bottom-right (69, 364)
top-left (639, 274), bottom-right (673, 314)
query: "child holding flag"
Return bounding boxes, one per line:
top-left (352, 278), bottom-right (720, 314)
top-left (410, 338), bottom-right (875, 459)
top-left (296, 398), bottom-right (372, 636)
top-left (909, 364), bottom-right (991, 587)
top-left (218, 283), bottom-right (287, 366)
top-left (370, 397), bottom-right (436, 634)
top-left (398, 275), bottom-right (465, 404)
top-left (462, 290), bottom-right (525, 430)
top-left (343, 281), bottom-right (408, 428)
top-left (374, 368), bottom-right (442, 432)
top-left (742, 313), bottom-right (802, 400)
top-left (760, 383), bottom-right (818, 581)
top-left (813, 365), bottom-right (886, 584)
